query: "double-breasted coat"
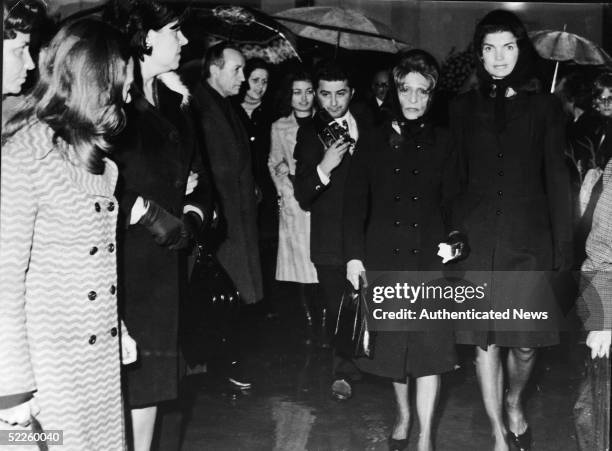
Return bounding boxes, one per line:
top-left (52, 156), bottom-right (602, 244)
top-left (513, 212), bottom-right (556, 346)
top-left (449, 89), bottom-right (573, 348)
top-left (192, 82), bottom-right (263, 303)
top-left (112, 77), bottom-right (210, 406)
top-left (268, 113), bottom-right (318, 283)
top-left (343, 121), bottom-right (457, 379)
top-left (0, 121), bottom-right (124, 450)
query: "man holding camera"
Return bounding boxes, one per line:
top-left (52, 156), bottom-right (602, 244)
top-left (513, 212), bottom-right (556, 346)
top-left (294, 61), bottom-right (371, 400)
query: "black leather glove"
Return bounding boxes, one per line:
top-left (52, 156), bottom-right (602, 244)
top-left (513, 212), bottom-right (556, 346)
top-left (445, 231), bottom-right (470, 262)
top-left (138, 199), bottom-right (184, 248)
top-left (169, 211), bottom-right (202, 251)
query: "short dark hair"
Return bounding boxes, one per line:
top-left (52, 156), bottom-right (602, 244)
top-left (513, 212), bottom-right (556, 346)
top-left (202, 41), bottom-right (243, 79)
top-left (392, 49), bottom-right (439, 91)
top-left (556, 72), bottom-right (592, 111)
top-left (3, 0), bottom-right (45, 39)
top-left (103, 0), bottom-right (180, 61)
top-left (314, 60), bottom-right (351, 90)
top-left (238, 57), bottom-right (269, 100)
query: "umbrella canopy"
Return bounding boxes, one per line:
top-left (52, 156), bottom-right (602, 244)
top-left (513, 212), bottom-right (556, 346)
top-left (185, 6), bottom-right (300, 63)
top-left (274, 7), bottom-right (409, 54)
top-left (530, 29), bottom-right (612, 65)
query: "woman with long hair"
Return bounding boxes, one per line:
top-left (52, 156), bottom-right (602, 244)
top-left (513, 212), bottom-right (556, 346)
top-left (343, 50), bottom-right (458, 451)
top-left (447, 10), bottom-right (572, 450)
top-left (268, 69), bottom-right (319, 343)
top-left (104, 1), bottom-right (210, 449)
top-left (0, 18), bottom-right (133, 450)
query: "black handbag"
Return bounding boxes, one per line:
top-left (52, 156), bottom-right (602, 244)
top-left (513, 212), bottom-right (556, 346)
top-left (180, 234), bottom-right (240, 366)
top-left (334, 281), bottom-right (374, 359)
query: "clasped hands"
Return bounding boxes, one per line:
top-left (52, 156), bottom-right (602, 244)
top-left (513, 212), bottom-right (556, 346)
top-left (437, 231), bottom-right (470, 264)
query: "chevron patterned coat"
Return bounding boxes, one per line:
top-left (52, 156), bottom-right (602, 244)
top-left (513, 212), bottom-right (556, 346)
top-left (0, 121), bottom-right (124, 450)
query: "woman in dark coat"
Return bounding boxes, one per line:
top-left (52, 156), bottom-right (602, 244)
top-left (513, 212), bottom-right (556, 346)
top-left (105, 1), bottom-right (210, 449)
top-left (343, 50), bottom-right (457, 451)
top-left (447, 10), bottom-right (572, 451)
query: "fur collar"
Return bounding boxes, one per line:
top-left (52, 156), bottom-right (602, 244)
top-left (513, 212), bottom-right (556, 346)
top-left (157, 71), bottom-right (190, 107)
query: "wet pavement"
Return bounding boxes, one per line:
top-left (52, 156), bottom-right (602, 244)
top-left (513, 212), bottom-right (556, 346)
top-left (154, 286), bottom-right (589, 451)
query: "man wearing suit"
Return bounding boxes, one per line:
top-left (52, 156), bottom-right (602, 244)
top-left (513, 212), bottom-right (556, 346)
top-left (191, 42), bottom-right (263, 390)
top-left (294, 62), bottom-right (370, 400)
top-left (366, 68), bottom-right (390, 125)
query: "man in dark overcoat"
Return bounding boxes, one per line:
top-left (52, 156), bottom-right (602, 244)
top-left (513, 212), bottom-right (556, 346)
top-left (191, 42), bottom-right (263, 388)
top-left (294, 61), bottom-right (371, 400)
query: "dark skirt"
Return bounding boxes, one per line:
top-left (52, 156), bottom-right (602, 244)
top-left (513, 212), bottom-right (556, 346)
top-left (357, 330), bottom-right (457, 380)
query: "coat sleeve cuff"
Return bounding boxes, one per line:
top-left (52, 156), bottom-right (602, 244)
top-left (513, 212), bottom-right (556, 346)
top-left (0, 392), bottom-right (34, 410)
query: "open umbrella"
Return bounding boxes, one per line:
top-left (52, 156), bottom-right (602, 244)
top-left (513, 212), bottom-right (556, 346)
top-left (185, 5), bottom-right (301, 64)
top-left (530, 27), bottom-right (612, 92)
top-left (274, 7), bottom-right (410, 54)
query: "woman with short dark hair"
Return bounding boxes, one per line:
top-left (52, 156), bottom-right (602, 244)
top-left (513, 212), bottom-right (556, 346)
top-left (104, 0), bottom-right (210, 449)
top-left (344, 49), bottom-right (457, 451)
top-left (0, 18), bottom-right (132, 449)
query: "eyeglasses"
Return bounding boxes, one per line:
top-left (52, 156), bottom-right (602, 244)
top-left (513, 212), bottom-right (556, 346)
top-left (595, 96), bottom-right (612, 106)
top-left (397, 85), bottom-right (431, 99)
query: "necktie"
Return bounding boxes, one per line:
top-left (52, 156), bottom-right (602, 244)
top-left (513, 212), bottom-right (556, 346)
top-left (341, 119), bottom-right (349, 131)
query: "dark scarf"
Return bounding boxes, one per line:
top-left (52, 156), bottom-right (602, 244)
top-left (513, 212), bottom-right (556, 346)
top-left (476, 42), bottom-right (540, 133)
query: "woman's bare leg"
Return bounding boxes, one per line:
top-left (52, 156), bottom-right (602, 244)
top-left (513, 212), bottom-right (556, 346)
top-left (415, 374), bottom-right (440, 451)
top-left (391, 380), bottom-right (410, 440)
top-left (131, 406), bottom-right (158, 451)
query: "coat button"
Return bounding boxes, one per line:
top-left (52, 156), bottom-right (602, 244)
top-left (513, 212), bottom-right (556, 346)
top-left (498, 170), bottom-right (504, 176)
top-left (412, 249), bottom-right (420, 254)
top-left (412, 169), bottom-right (420, 175)
top-left (394, 194), bottom-right (401, 201)
top-left (110, 327), bottom-right (118, 337)
top-left (394, 220), bottom-right (401, 227)
top-left (94, 202), bottom-right (101, 212)
top-left (416, 145), bottom-right (422, 151)
top-left (496, 210), bottom-right (502, 216)
top-left (394, 168), bottom-right (401, 174)
top-left (412, 223), bottom-right (419, 228)
top-left (250, 136), bottom-right (256, 142)
top-left (412, 196), bottom-right (419, 201)
top-left (89, 246), bottom-right (98, 255)
top-left (88, 291), bottom-right (97, 301)
top-left (315, 185), bottom-right (322, 191)
top-left (497, 153), bottom-right (503, 158)
top-left (393, 144), bottom-right (400, 150)
top-left (110, 285), bottom-right (116, 295)
top-left (107, 202), bottom-right (115, 212)
top-left (108, 243), bottom-right (115, 253)
top-left (393, 248), bottom-right (400, 255)
top-left (497, 190), bottom-right (503, 197)
top-left (89, 335), bottom-right (97, 345)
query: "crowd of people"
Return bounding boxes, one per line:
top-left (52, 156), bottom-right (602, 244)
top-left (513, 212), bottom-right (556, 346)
top-left (0, 1), bottom-right (610, 450)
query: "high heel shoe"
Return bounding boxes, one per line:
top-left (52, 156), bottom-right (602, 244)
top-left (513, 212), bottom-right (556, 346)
top-left (508, 426), bottom-right (531, 451)
top-left (387, 437), bottom-right (409, 451)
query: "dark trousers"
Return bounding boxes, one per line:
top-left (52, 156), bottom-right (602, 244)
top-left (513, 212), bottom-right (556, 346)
top-left (315, 264), bottom-right (361, 380)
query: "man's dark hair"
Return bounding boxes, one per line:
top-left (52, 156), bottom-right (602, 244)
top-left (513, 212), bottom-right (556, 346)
top-left (313, 60), bottom-right (351, 90)
top-left (3, 0), bottom-right (45, 40)
top-left (202, 41), bottom-right (242, 79)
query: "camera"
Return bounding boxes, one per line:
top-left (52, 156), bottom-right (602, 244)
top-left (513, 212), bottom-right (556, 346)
top-left (315, 109), bottom-right (355, 149)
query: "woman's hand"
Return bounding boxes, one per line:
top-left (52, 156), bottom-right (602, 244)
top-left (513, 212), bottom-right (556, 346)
top-left (586, 330), bottom-right (611, 359)
top-left (121, 333), bottom-right (138, 365)
top-left (346, 259), bottom-right (366, 290)
top-left (0, 398), bottom-right (40, 427)
top-left (185, 171), bottom-right (199, 196)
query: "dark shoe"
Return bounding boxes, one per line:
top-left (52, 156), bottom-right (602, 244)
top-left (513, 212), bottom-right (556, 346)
top-left (387, 437), bottom-right (409, 451)
top-left (331, 378), bottom-right (352, 400)
top-left (227, 361), bottom-right (252, 390)
top-left (508, 426), bottom-right (531, 451)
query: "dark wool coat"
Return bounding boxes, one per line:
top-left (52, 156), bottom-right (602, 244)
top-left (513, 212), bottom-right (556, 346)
top-left (449, 89), bottom-right (573, 348)
top-left (343, 121), bottom-right (457, 379)
top-left (112, 78), bottom-right (211, 407)
top-left (192, 82), bottom-right (263, 303)
top-left (293, 108), bottom-right (370, 266)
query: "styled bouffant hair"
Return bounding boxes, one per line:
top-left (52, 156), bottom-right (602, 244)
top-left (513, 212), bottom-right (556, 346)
top-left (238, 57), bottom-right (269, 100)
top-left (103, 0), bottom-right (180, 61)
top-left (3, 0), bottom-right (45, 39)
top-left (273, 68), bottom-right (313, 119)
top-left (313, 60), bottom-right (352, 90)
top-left (392, 49), bottom-right (439, 91)
top-left (3, 19), bottom-right (131, 174)
top-left (201, 41), bottom-right (243, 79)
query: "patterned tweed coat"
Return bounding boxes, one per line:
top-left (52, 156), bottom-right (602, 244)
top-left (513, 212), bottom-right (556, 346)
top-left (268, 113), bottom-right (318, 284)
top-left (0, 121), bottom-right (124, 450)
top-left (579, 158), bottom-right (612, 331)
